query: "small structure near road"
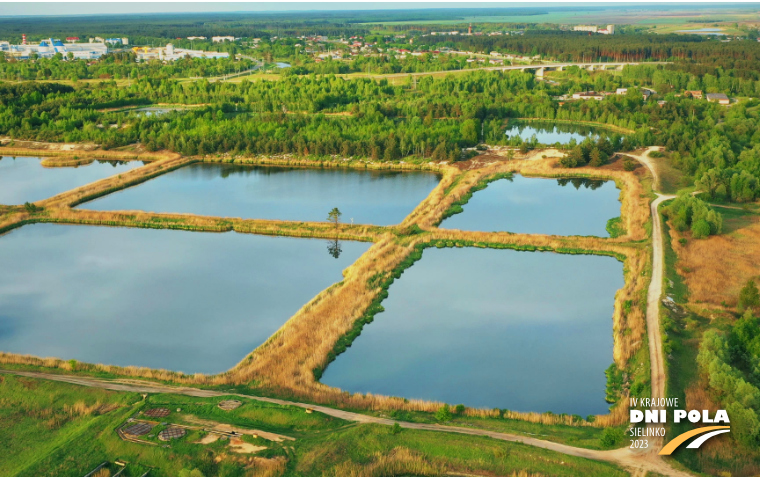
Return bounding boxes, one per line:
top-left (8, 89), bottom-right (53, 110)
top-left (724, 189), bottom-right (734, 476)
top-left (123, 422), bottom-right (153, 437)
top-left (158, 426), bottom-right (187, 441)
top-left (218, 399), bottom-right (242, 411)
top-left (143, 408), bottom-right (171, 418)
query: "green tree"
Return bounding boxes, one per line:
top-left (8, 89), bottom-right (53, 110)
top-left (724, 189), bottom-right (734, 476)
top-left (327, 207), bottom-right (342, 229)
top-left (739, 279), bottom-right (760, 312)
top-left (691, 218), bottom-right (711, 239)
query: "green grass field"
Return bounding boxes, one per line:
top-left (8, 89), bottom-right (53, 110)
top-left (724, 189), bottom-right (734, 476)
top-left (0, 373), bottom-right (630, 476)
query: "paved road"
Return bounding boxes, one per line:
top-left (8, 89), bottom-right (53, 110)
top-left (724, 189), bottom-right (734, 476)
top-left (0, 369), bottom-right (692, 476)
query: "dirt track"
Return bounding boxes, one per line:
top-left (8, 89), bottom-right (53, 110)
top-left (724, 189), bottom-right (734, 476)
top-left (622, 147), bottom-right (675, 408)
top-left (0, 369), bottom-right (692, 476)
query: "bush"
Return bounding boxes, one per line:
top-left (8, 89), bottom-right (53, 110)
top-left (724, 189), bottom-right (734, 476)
top-left (691, 218), bottom-right (711, 239)
top-left (739, 280), bottom-right (760, 312)
top-left (435, 404), bottom-right (453, 422)
top-left (623, 157), bottom-right (638, 171)
top-left (600, 427), bottom-right (624, 448)
top-left (666, 195), bottom-right (722, 237)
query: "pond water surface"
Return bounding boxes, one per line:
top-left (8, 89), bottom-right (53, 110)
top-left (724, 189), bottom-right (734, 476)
top-left (0, 156), bottom-right (142, 204)
top-left (0, 224), bottom-right (370, 374)
top-left (321, 247), bottom-right (623, 415)
top-left (676, 28), bottom-right (726, 35)
top-left (441, 175), bottom-right (621, 236)
top-left (504, 122), bottom-right (599, 144)
top-left (80, 163), bottom-right (440, 225)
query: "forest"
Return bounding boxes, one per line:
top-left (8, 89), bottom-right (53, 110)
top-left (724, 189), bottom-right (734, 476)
top-left (2, 33), bottom-right (760, 202)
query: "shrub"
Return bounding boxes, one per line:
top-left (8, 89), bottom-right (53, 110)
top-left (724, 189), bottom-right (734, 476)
top-left (666, 195), bottom-right (722, 237)
top-left (435, 404), bottom-right (452, 422)
top-left (691, 218), bottom-right (711, 239)
top-left (739, 280), bottom-right (760, 312)
top-left (600, 427), bottom-right (624, 448)
top-left (623, 157), bottom-right (637, 171)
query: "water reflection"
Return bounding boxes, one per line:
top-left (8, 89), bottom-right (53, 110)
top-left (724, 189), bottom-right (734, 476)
top-left (80, 163), bottom-right (441, 226)
top-left (321, 247), bottom-right (623, 415)
top-left (0, 156), bottom-right (142, 204)
top-left (0, 224), bottom-right (370, 374)
top-left (557, 178), bottom-right (605, 190)
top-left (441, 174), bottom-right (621, 236)
top-left (327, 238), bottom-right (342, 259)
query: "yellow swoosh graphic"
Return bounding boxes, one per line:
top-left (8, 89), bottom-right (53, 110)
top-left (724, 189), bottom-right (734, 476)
top-left (659, 426), bottom-right (731, 455)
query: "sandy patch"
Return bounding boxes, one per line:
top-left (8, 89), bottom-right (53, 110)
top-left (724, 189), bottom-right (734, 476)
top-left (183, 415), bottom-right (295, 442)
top-left (229, 438), bottom-right (267, 454)
top-left (196, 433), bottom-right (221, 445)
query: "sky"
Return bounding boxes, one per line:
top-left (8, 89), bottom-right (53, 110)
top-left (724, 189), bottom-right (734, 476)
top-left (0, 1), bottom-right (745, 17)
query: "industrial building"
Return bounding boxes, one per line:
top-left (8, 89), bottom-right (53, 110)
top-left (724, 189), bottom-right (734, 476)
top-left (0, 38), bottom-right (108, 60)
top-left (132, 43), bottom-right (229, 61)
top-left (573, 24), bottom-right (615, 34)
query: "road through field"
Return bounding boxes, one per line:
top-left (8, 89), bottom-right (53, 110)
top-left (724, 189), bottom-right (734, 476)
top-left (622, 147), bottom-right (675, 407)
top-left (0, 369), bottom-right (692, 476)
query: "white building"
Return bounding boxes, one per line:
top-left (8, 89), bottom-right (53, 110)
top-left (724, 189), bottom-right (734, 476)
top-left (133, 43), bottom-right (229, 61)
top-left (0, 38), bottom-right (108, 60)
top-left (211, 36), bottom-right (235, 43)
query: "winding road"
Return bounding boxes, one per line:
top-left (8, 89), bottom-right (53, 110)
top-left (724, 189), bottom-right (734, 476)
top-left (623, 147), bottom-right (675, 406)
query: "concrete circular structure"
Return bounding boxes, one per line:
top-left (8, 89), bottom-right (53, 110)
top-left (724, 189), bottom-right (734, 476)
top-left (158, 426), bottom-right (186, 441)
top-left (218, 399), bottom-right (242, 411)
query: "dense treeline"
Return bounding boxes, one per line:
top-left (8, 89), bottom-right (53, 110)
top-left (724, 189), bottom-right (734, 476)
top-left (3, 62), bottom-right (760, 201)
top-left (418, 31), bottom-right (760, 66)
top-left (698, 310), bottom-right (760, 447)
top-left (0, 52), bottom-right (256, 81)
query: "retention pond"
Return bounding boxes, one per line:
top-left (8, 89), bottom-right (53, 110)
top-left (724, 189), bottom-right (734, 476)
top-left (0, 156), bottom-right (142, 205)
top-left (441, 175), bottom-right (621, 236)
top-left (0, 224), bottom-right (370, 374)
top-left (321, 246), bottom-right (623, 416)
top-left (80, 163), bottom-right (440, 225)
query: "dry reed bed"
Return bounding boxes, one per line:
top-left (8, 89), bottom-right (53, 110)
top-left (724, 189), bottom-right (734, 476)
top-left (38, 155), bottom-right (192, 209)
top-left (35, 208), bottom-right (387, 242)
top-left (199, 154), bottom-right (448, 172)
top-left (669, 217), bottom-right (760, 309)
top-left (0, 146), bottom-right (175, 164)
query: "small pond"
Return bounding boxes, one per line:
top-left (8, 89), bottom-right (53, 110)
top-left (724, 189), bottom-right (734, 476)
top-left (676, 28), bottom-right (726, 35)
top-left (80, 163), bottom-right (441, 226)
top-left (0, 224), bottom-right (370, 374)
top-left (0, 156), bottom-right (142, 205)
top-left (504, 122), bottom-right (601, 145)
top-left (440, 175), bottom-right (621, 237)
top-left (321, 246), bottom-right (623, 416)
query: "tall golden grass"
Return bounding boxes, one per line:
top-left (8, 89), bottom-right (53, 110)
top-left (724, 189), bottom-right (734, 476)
top-left (669, 217), bottom-right (760, 309)
top-left (39, 154), bottom-right (192, 208)
top-left (0, 146), bottom-right (175, 164)
top-left (34, 208), bottom-right (386, 243)
top-left (199, 153), bottom-right (445, 172)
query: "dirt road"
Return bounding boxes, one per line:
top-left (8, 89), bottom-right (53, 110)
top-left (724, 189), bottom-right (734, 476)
top-left (622, 147), bottom-right (675, 406)
top-left (0, 369), bottom-right (692, 476)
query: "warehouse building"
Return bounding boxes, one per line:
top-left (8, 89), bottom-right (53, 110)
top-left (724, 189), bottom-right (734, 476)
top-left (0, 38), bottom-right (108, 59)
